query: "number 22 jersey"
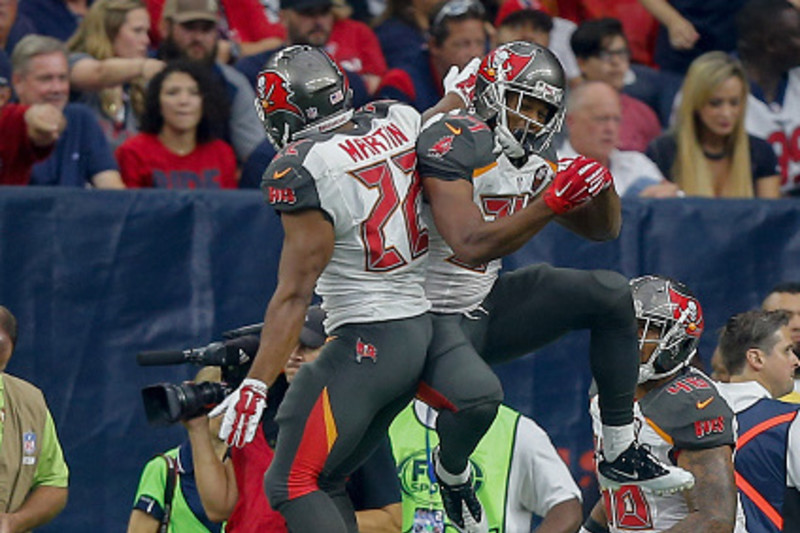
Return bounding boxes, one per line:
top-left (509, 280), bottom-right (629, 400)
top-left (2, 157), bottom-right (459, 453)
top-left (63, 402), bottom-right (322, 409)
top-left (262, 101), bottom-right (431, 332)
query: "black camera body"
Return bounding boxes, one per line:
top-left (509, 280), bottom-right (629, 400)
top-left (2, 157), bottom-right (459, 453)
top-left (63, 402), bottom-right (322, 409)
top-left (138, 330), bottom-right (261, 426)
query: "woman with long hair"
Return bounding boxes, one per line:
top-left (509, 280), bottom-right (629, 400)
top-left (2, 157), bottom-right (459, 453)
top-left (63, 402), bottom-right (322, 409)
top-left (68, 0), bottom-right (164, 149)
top-left (646, 51), bottom-right (780, 198)
top-left (115, 60), bottom-right (236, 189)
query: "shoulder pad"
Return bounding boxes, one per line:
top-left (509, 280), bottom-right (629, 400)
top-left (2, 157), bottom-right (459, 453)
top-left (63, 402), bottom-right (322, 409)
top-left (641, 370), bottom-right (735, 450)
top-left (261, 139), bottom-right (320, 212)
top-left (417, 113), bottom-right (494, 181)
top-left (356, 100), bottom-right (397, 119)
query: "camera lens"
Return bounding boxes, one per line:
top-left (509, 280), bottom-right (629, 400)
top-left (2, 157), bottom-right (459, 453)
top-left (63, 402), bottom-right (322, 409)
top-left (142, 381), bottom-right (231, 426)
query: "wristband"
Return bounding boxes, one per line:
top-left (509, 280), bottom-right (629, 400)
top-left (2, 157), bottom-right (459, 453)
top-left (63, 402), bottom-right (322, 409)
top-left (583, 516), bottom-right (609, 533)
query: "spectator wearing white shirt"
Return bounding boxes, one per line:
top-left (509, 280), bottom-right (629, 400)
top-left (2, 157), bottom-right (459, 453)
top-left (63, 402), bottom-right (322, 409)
top-left (559, 81), bottom-right (680, 198)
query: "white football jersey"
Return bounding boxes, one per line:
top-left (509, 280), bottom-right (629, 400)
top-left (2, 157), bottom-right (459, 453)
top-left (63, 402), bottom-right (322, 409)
top-left (417, 111), bottom-right (556, 313)
top-left (263, 101), bottom-right (431, 331)
top-left (745, 66), bottom-right (800, 194)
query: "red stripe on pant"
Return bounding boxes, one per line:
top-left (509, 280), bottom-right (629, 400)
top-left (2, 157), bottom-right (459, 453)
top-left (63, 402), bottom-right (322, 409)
top-left (417, 381), bottom-right (458, 412)
top-left (287, 387), bottom-right (338, 500)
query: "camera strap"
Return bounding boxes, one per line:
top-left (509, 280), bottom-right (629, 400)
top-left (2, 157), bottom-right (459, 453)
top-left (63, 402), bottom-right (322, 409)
top-left (158, 454), bottom-right (178, 533)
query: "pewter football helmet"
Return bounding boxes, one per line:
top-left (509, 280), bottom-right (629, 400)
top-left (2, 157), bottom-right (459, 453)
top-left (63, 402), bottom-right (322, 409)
top-left (474, 41), bottom-right (566, 155)
top-left (631, 275), bottom-right (704, 383)
top-left (254, 45), bottom-right (353, 149)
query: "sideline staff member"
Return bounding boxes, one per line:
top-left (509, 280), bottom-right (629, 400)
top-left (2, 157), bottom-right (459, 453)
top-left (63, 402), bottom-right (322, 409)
top-left (0, 305), bottom-right (69, 531)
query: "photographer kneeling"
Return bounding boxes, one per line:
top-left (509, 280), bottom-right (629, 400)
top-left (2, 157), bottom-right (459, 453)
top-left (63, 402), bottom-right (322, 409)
top-left (128, 306), bottom-right (402, 533)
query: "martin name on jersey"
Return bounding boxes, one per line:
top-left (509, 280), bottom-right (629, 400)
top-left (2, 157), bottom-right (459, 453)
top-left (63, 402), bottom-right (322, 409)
top-left (416, 110), bottom-right (557, 314)
top-left (262, 100), bottom-right (431, 331)
top-left (590, 368), bottom-right (736, 532)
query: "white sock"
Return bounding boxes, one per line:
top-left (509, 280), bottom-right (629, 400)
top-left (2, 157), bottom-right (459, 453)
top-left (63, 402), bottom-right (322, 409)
top-left (435, 449), bottom-right (471, 485)
top-left (602, 423), bottom-right (634, 462)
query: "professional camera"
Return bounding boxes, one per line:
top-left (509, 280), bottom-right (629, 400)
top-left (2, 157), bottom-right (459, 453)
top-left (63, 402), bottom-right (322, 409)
top-left (141, 380), bottom-right (233, 427)
top-left (138, 326), bottom-right (262, 426)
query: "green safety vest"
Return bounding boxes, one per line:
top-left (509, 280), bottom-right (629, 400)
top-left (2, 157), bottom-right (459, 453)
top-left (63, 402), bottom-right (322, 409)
top-left (388, 402), bottom-right (520, 533)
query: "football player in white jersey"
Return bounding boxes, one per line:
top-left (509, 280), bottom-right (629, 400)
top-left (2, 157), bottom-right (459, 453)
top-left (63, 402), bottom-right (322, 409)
top-left (738, 0), bottom-right (800, 195)
top-left (210, 45), bottom-right (493, 533)
top-left (585, 276), bottom-right (740, 533)
top-left (415, 41), bottom-right (696, 515)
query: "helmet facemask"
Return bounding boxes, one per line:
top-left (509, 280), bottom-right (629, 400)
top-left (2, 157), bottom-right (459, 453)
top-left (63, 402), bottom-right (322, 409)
top-left (474, 41), bottom-right (566, 157)
top-left (499, 86), bottom-right (564, 156)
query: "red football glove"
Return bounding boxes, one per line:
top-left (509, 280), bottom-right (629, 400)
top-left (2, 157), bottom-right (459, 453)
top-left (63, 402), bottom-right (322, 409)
top-left (543, 156), bottom-right (613, 215)
top-left (443, 57), bottom-right (480, 106)
top-left (209, 377), bottom-right (268, 448)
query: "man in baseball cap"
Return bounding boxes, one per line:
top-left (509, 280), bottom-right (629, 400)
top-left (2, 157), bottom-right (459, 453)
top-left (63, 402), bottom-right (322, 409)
top-left (163, 0), bottom-right (218, 25)
top-left (284, 305), bottom-right (328, 381)
top-left (157, 0), bottom-right (264, 163)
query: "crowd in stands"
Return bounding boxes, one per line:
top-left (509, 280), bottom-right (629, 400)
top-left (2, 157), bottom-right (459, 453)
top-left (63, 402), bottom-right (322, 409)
top-left (1, 0), bottom-right (799, 197)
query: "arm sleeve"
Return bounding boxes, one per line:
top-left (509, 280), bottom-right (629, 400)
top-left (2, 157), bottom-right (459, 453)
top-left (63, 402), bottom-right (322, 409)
top-left (77, 108), bottom-right (118, 176)
top-left (784, 487), bottom-right (800, 532)
top-left (512, 416), bottom-right (581, 517)
top-left (115, 140), bottom-right (151, 188)
top-left (787, 414), bottom-right (800, 489)
top-left (131, 455), bottom-right (168, 521)
top-left (222, 66), bottom-right (264, 162)
top-left (350, 21), bottom-right (387, 77)
top-left (417, 114), bottom-right (495, 182)
top-left (749, 135), bottom-right (780, 179)
top-left (32, 410), bottom-right (69, 488)
top-left (644, 135), bottom-right (674, 181)
top-left (218, 141), bottom-right (238, 189)
top-left (346, 437), bottom-right (401, 510)
top-left (221, 0), bottom-right (284, 42)
top-left (240, 139), bottom-right (277, 189)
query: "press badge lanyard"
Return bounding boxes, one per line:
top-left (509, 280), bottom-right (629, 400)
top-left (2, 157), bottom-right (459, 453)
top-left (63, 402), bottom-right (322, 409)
top-left (424, 405), bottom-right (438, 496)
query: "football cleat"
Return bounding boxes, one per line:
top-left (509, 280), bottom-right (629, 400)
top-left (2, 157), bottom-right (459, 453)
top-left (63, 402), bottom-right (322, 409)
top-left (433, 448), bottom-right (488, 533)
top-left (597, 442), bottom-right (695, 495)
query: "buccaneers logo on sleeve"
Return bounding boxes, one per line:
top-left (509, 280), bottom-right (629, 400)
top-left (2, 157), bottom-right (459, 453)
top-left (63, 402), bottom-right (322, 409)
top-left (255, 70), bottom-right (303, 122)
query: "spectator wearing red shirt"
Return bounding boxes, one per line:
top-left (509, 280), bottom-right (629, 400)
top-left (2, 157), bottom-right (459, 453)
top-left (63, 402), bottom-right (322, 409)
top-left (116, 61), bottom-right (236, 189)
top-left (148, 0), bottom-right (285, 59)
top-left (233, 0), bottom-right (377, 105)
top-left (0, 102), bottom-right (63, 185)
top-left (571, 17), bottom-right (662, 153)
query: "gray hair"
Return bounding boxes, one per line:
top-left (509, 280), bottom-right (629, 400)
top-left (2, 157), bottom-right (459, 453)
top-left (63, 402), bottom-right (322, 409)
top-left (11, 34), bottom-right (68, 75)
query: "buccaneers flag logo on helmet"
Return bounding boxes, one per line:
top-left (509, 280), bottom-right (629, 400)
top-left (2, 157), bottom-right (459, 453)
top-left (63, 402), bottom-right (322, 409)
top-left (478, 45), bottom-right (539, 86)
top-left (668, 286), bottom-right (703, 338)
top-left (255, 70), bottom-right (303, 122)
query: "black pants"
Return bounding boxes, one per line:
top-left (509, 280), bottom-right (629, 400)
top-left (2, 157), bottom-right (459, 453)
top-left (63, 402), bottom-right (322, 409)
top-left (461, 263), bottom-right (638, 427)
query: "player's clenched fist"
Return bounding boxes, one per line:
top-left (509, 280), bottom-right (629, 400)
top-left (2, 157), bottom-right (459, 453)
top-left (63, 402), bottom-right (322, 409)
top-left (209, 377), bottom-right (268, 448)
top-left (543, 156), bottom-right (612, 214)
